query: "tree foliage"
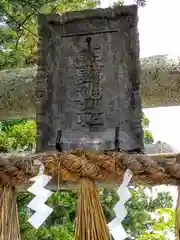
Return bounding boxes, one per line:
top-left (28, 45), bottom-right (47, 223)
top-left (0, 119), bottom-right (36, 152)
top-left (0, 0), bottom-right (100, 69)
top-left (142, 113), bottom-right (154, 144)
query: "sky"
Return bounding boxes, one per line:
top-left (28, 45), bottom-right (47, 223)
top-left (101, 0), bottom-right (180, 151)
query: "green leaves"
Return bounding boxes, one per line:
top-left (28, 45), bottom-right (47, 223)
top-left (0, 119), bottom-right (36, 151)
top-left (142, 113), bottom-right (154, 144)
top-left (153, 208), bottom-right (175, 232)
top-left (18, 190), bottom-right (77, 240)
top-left (123, 187), bottom-right (174, 239)
top-left (0, 0), bottom-right (100, 70)
top-left (138, 232), bottom-right (169, 240)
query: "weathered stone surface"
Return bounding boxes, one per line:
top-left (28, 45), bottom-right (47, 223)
top-left (36, 5), bottom-right (143, 152)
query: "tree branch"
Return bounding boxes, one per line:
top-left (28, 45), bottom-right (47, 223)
top-left (1, 7), bottom-right (38, 38)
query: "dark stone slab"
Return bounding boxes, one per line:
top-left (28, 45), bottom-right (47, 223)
top-left (36, 5), bottom-right (144, 153)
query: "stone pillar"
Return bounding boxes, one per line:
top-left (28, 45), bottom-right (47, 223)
top-left (36, 5), bottom-right (143, 153)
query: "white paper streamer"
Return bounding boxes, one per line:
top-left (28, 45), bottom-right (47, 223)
top-left (108, 169), bottom-right (133, 240)
top-left (27, 172), bottom-right (53, 229)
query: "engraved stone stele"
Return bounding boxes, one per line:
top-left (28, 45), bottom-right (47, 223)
top-left (36, 5), bottom-right (144, 153)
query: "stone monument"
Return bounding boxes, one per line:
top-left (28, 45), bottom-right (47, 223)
top-left (36, 5), bottom-right (143, 153)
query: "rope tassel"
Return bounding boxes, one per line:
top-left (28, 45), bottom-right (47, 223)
top-left (0, 186), bottom-right (21, 240)
top-left (74, 178), bottom-right (110, 240)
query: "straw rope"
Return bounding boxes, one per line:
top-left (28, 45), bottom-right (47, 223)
top-left (0, 186), bottom-right (21, 240)
top-left (1, 151), bottom-right (180, 187)
top-left (0, 153), bottom-right (40, 186)
top-left (41, 151), bottom-right (180, 186)
top-left (74, 178), bottom-right (110, 240)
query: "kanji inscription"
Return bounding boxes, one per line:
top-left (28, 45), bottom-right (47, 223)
top-left (36, 5), bottom-right (143, 152)
top-left (75, 44), bottom-right (104, 128)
